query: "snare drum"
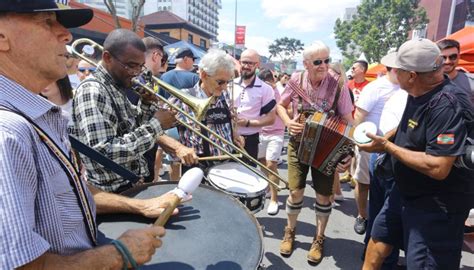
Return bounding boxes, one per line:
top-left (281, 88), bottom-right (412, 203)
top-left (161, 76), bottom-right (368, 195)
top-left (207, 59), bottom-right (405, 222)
top-left (207, 162), bottom-right (268, 214)
top-left (97, 182), bottom-right (264, 270)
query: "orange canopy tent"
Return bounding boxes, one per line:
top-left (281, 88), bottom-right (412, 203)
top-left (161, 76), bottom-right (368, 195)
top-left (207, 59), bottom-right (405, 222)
top-left (365, 63), bottom-right (386, 81)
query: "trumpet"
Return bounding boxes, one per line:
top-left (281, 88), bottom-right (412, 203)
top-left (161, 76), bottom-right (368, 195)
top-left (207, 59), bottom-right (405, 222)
top-left (70, 38), bottom-right (288, 191)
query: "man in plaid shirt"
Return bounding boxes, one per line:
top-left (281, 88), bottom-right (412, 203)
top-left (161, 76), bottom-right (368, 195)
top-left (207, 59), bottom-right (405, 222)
top-left (73, 29), bottom-right (197, 193)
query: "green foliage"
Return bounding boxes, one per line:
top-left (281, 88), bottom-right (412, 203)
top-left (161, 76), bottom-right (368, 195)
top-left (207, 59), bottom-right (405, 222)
top-left (334, 0), bottom-right (428, 63)
top-left (268, 37), bottom-right (304, 62)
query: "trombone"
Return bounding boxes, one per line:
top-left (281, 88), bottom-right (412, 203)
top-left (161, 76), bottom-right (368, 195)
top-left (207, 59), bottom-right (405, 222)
top-left (70, 38), bottom-right (289, 191)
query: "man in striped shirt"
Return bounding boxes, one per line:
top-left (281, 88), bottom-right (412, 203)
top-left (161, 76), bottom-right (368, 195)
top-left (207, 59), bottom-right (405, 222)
top-left (0, 2), bottom-right (177, 269)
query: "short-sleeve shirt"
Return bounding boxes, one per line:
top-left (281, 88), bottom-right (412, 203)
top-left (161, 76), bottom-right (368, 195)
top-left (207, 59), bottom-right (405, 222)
top-left (0, 76), bottom-right (95, 268)
top-left (232, 76), bottom-right (276, 135)
top-left (280, 70), bottom-right (353, 117)
top-left (356, 76), bottom-right (400, 135)
top-left (392, 78), bottom-right (473, 212)
top-left (379, 90), bottom-right (408, 135)
top-left (451, 71), bottom-right (474, 104)
top-left (347, 79), bottom-right (370, 104)
top-left (261, 87), bottom-right (285, 136)
top-left (159, 69), bottom-right (199, 99)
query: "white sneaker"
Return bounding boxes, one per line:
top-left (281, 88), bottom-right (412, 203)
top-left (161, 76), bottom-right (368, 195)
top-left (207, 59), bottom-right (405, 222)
top-left (334, 194), bottom-right (345, 202)
top-left (267, 201), bottom-right (279, 215)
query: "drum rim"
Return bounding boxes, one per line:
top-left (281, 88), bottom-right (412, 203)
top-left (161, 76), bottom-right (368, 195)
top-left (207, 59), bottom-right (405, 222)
top-left (120, 182), bottom-right (265, 268)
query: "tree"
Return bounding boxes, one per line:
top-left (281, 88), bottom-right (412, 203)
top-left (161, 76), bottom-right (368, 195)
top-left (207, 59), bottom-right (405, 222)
top-left (334, 0), bottom-right (428, 64)
top-left (103, 0), bottom-right (145, 32)
top-left (268, 37), bottom-right (304, 72)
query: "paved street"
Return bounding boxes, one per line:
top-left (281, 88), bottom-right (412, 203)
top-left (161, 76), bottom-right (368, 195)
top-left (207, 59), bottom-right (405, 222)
top-left (253, 139), bottom-right (474, 270)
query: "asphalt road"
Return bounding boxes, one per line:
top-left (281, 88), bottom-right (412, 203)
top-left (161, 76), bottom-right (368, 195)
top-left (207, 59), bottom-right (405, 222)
top-left (252, 141), bottom-right (474, 270)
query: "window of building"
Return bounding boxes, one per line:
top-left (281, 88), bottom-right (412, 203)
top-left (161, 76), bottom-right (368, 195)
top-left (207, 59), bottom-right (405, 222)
top-left (158, 6), bottom-right (162, 11)
top-left (200, 39), bottom-right (206, 48)
top-left (188, 34), bottom-right (193, 43)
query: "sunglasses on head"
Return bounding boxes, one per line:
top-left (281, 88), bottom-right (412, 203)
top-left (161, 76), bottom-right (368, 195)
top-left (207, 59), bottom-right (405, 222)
top-left (78, 67), bottom-right (96, 73)
top-left (441, 53), bottom-right (458, 61)
top-left (313, 58), bottom-right (331, 66)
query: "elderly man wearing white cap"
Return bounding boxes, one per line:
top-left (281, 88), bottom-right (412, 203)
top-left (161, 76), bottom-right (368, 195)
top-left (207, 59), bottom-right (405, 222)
top-left (360, 38), bottom-right (474, 270)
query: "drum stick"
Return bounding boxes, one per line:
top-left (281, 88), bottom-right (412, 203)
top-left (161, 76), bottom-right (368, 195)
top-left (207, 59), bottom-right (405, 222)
top-left (197, 153), bottom-right (242, 162)
top-left (154, 168), bottom-right (203, 227)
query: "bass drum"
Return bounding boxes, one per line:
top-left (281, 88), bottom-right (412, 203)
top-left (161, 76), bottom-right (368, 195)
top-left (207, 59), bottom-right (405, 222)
top-left (97, 182), bottom-right (264, 270)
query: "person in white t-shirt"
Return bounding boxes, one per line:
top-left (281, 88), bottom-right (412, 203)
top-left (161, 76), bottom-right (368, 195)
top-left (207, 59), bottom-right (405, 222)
top-left (352, 52), bottom-right (401, 235)
top-left (257, 69), bottom-right (286, 215)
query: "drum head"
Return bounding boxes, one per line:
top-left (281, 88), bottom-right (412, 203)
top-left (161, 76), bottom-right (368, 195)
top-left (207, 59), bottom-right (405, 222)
top-left (207, 162), bottom-right (268, 194)
top-left (353, 121), bottom-right (377, 144)
top-left (97, 183), bottom-right (263, 270)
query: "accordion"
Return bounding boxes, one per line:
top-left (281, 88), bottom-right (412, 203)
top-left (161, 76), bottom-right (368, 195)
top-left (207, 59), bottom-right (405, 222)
top-left (297, 112), bottom-right (355, 176)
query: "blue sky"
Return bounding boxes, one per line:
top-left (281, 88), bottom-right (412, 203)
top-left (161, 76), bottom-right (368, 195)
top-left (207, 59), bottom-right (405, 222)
top-left (217, 0), bottom-right (360, 62)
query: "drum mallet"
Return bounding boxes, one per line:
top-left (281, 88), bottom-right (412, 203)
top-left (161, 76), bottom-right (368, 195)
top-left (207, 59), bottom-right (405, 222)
top-left (154, 167), bottom-right (203, 227)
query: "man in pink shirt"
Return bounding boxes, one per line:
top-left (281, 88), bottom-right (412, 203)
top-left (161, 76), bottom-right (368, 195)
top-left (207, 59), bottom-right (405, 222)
top-left (232, 49), bottom-right (276, 165)
top-left (277, 41), bottom-right (354, 264)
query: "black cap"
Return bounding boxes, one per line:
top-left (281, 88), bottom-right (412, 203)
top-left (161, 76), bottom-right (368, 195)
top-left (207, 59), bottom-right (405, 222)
top-left (176, 48), bottom-right (197, 60)
top-left (0, 0), bottom-right (93, 28)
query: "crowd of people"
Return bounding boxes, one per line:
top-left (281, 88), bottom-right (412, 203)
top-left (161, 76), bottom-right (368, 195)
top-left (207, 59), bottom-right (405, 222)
top-left (1, 1), bottom-right (473, 269)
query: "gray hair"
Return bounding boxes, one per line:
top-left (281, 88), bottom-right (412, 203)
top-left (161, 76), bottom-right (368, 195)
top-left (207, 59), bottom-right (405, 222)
top-left (198, 49), bottom-right (235, 76)
top-left (303, 41), bottom-right (330, 60)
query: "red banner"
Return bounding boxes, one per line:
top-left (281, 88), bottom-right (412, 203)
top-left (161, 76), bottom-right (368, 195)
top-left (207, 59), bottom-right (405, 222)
top-left (235, 26), bottom-right (246, 46)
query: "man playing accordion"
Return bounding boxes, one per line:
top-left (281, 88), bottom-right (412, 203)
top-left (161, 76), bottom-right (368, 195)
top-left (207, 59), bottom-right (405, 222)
top-left (277, 41), bottom-right (354, 264)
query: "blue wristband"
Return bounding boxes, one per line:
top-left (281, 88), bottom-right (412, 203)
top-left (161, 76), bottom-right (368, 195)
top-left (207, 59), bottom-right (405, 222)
top-left (111, 240), bottom-right (129, 270)
top-left (113, 239), bottom-right (139, 269)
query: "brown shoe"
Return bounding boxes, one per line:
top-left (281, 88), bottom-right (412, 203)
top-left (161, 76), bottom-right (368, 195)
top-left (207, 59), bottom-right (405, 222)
top-left (279, 226), bottom-right (296, 256)
top-left (307, 235), bottom-right (325, 264)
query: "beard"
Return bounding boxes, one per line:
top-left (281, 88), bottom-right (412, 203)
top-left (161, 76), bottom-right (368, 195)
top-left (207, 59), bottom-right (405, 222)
top-left (241, 69), bottom-right (255, 80)
top-left (442, 64), bottom-right (455, 74)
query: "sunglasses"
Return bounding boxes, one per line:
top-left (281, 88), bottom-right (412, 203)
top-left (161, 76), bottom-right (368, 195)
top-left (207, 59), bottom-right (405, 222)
top-left (441, 53), bottom-right (458, 61)
top-left (215, 79), bottom-right (233, 86)
top-left (78, 67), bottom-right (96, 73)
top-left (313, 58), bottom-right (331, 66)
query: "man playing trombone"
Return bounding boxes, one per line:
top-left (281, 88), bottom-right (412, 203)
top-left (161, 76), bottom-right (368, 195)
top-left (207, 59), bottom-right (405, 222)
top-left (72, 29), bottom-right (198, 193)
top-left (170, 49), bottom-right (245, 171)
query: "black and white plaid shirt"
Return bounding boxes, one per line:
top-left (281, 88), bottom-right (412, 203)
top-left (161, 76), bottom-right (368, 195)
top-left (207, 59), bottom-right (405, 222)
top-left (72, 64), bottom-right (164, 192)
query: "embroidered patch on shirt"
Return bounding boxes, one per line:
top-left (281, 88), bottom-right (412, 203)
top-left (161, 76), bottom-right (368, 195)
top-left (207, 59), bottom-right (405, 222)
top-left (437, 134), bottom-right (454, 145)
top-left (408, 119), bottom-right (418, 129)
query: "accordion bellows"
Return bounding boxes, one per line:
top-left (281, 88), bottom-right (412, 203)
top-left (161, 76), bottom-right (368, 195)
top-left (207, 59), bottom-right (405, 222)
top-left (298, 112), bottom-right (355, 176)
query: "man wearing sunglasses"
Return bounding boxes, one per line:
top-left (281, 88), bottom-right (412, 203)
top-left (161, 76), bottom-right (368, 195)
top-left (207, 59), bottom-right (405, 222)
top-left (233, 49), bottom-right (276, 165)
top-left (170, 49), bottom-right (244, 171)
top-left (437, 39), bottom-right (474, 103)
top-left (76, 59), bottom-right (96, 82)
top-left (73, 29), bottom-right (198, 193)
top-left (277, 41), bottom-right (354, 265)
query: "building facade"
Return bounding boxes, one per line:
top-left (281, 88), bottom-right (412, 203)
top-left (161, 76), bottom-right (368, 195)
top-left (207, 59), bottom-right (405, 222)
top-left (143, 0), bottom-right (221, 40)
top-left (414, 0), bottom-right (473, 40)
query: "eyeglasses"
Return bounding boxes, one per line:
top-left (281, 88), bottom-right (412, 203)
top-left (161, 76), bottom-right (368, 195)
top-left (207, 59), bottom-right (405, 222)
top-left (441, 53), bottom-right (458, 61)
top-left (215, 79), bottom-right (233, 86)
top-left (313, 58), bottom-right (331, 66)
top-left (108, 51), bottom-right (146, 75)
top-left (78, 67), bottom-right (96, 73)
top-left (241, 61), bottom-right (257, 67)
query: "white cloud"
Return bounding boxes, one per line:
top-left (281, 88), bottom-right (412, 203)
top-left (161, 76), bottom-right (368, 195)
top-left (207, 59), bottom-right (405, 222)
top-left (261, 0), bottom-right (360, 33)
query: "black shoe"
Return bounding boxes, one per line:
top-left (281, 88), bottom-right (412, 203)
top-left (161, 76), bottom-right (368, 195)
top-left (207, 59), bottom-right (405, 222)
top-left (354, 216), bottom-right (367, 235)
